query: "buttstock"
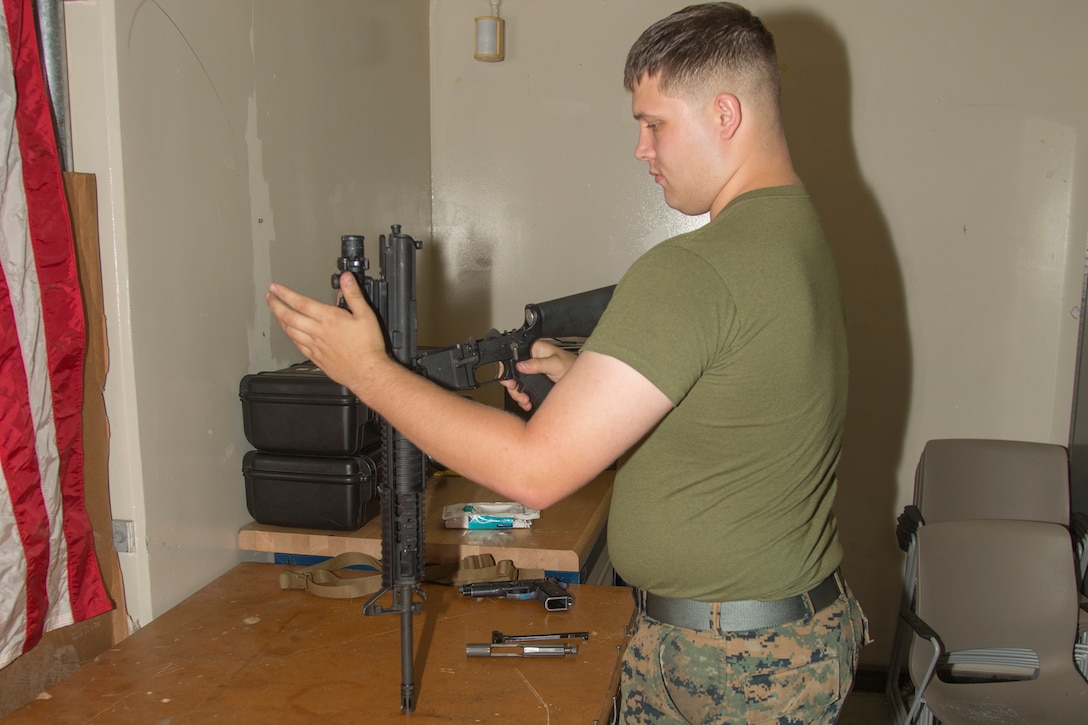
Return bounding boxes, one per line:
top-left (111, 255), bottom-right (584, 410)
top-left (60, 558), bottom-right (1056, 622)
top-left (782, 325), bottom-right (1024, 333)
top-left (528, 285), bottom-right (616, 339)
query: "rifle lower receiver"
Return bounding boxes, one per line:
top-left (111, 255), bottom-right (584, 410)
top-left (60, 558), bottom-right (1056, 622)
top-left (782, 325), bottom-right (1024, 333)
top-left (416, 285), bottom-right (615, 409)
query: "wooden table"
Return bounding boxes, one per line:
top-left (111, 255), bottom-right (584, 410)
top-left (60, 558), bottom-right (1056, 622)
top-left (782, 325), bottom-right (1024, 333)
top-left (239, 470), bottom-right (615, 582)
top-left (6, 563), bottom-right (634, 724)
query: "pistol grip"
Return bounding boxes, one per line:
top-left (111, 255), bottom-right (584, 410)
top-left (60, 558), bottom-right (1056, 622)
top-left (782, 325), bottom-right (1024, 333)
top-left (516, 372), bottom-right (554, 410)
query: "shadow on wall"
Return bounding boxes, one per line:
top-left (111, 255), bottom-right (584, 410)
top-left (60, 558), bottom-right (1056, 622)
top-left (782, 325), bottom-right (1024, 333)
top-left (769, 10), bottom-right (912, 665)
top-left (419, 227), bottom-right (494, 347)
top-left (416, 228), bottom-right (505, 408)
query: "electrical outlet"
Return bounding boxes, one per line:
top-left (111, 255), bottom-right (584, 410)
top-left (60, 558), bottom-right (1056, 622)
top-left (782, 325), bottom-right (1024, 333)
top-left (112, 519), bottom-right (135, 553)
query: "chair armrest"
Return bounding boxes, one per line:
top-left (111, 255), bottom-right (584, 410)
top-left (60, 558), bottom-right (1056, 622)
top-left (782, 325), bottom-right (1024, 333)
top-left (1072, 512), bottom-right (1088, 580)
top-left (898, 607), bottom-right (942, 725)
top-left (900, 607), bottom-right (940, 644)
top-left (1071, 511), bottom-right (1088, 541)
top-left (896, 505), bottom-right (925, 552)
top-left (942, 648), bottom-right (1039, 682)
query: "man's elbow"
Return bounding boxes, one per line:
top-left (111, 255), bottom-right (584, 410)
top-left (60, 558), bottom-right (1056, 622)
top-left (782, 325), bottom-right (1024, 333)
top-left (506, 470), bottom-right (596, 511)
top-left (516, 489), bottom-right (564, 512)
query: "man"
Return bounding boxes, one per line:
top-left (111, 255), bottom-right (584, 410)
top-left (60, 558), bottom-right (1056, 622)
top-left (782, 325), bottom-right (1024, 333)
top-left (267, 3), bottom-right (867, 722)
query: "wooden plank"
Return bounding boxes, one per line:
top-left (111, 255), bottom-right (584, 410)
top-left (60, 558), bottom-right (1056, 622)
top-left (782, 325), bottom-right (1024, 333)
top-left (239, 470), bottom-right (615, 575)
top-left (65, 171), bottom-right (128, 640)
top-left (5, 562), bottom-right (635, 724)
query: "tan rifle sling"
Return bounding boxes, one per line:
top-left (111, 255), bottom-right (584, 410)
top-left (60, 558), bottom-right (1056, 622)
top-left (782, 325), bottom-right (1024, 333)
top-left (278, 551), bottom-right (547, 600)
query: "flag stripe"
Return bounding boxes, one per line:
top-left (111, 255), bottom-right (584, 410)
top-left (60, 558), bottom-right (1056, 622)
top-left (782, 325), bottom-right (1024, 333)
top-left (4, 0), bottom-right (102, 625)
top-left (0, 272), bottom-right (45, 659)
top-left (0, 0), bottom-right (111, 668)
top-left (5, 0), bottom-right (110, 625)
top-left (4, 0), bottom-right (78, 644)
top-left (0, 0), bottom-right (50, 663)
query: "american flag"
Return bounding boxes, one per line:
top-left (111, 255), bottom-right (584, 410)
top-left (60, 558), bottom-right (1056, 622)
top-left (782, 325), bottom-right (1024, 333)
top-left (0, 0), bottom-right (111, 668)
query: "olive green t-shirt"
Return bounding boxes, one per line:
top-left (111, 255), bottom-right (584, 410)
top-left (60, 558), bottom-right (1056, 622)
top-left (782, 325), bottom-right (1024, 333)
top-left (581, 186), bottom-right (847, 601)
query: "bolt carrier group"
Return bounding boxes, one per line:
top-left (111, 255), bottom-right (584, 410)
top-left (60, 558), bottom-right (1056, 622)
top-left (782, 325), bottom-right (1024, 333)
top-left (466, 643), bottom-right (579, 657)
top-left (465, 630), bottom-right (590, 658)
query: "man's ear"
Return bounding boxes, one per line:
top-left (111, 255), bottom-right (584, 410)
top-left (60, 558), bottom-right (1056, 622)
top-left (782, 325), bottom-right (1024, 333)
top-left (714, 93), bottom-right (742, 140)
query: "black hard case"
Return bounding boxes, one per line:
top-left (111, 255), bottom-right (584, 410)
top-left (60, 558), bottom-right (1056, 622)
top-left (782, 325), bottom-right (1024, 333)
top-left (239, 361), bottom-right (377, 455)
top-left (242, 448), bottom-right (380, 531)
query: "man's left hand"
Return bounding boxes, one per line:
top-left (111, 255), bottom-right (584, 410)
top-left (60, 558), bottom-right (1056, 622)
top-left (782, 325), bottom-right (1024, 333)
top-left (265, 271), bottom-right (389, 394)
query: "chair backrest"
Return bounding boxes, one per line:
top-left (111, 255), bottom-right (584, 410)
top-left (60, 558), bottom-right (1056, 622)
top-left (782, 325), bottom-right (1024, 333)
top-left (909, 519), bottom-right (1080, 684)
top-left (914, 439), bottom-right (1070, 525)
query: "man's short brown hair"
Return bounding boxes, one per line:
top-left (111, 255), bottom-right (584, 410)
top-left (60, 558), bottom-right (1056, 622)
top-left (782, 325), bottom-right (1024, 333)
top-left (624, 2), bottom-right (780, 105)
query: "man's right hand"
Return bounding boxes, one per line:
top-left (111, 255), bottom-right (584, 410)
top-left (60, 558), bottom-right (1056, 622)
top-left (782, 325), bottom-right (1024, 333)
top-left (500, 340), bottom-right (577, 412)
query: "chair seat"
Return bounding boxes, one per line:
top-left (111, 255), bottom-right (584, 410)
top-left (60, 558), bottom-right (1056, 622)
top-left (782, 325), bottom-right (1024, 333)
top-left (922, 668), bottom-right (1088, 725)
top-left (941, 647), bottom-right (1039, 681)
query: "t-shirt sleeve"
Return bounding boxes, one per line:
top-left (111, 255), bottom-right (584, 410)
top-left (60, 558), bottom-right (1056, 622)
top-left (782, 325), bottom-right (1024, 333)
top-left (581, 243), bottom-right (735, 406)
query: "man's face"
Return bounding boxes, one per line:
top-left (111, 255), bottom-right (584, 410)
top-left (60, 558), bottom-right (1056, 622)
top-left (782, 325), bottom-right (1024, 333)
top-left (631, 74), bottom-right (725, 217)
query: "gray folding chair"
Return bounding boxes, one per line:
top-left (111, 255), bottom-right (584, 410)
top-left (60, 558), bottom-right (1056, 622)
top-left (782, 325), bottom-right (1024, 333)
top-left (887, 439), bottom-right (1080, 721)
top-left (897, 519), bottom-right (1088, 724)
top-left (911, 439), bottom-right (1070, 524)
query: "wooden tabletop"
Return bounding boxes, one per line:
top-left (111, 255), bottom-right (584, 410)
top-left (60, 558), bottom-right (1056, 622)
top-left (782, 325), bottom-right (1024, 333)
top-left (7, 562), bottom-right (635, 724)
top-left (239, 470), bottom-right (614, 576)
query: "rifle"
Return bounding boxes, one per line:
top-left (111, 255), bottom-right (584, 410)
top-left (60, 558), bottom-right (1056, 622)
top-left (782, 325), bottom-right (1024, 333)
top-left (417, 285), bottom-right (615, 409)
top-left (330, 228), bottom-right (613, 712)
top-left (332, 226), bottom-right (425, 714)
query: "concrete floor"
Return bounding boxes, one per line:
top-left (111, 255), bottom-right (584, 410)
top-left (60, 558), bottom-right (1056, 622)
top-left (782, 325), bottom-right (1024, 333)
top-left (839, 690), bottom-right (893, 724)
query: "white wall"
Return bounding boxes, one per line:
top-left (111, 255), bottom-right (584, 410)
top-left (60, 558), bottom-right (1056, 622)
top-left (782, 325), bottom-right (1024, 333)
top-left (66, 0), bottom-right (432, 626)
top-left (67, 0), bottom-right (1088, 670)
top-left (428, 0), bottom-right (1088, 666)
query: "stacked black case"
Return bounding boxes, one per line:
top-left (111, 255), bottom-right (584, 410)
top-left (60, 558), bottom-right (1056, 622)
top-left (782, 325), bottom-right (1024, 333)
top-left (240, 361), bottom-right (381, 530)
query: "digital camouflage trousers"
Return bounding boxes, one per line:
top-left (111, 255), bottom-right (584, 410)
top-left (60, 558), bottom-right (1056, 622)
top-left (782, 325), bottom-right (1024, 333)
top-left (620, 584), bottom-right (871, 724)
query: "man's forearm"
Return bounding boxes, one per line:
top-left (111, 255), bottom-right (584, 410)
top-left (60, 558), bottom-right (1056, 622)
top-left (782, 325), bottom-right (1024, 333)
top-left (352, 355), bottom-right (570, 508)
top-left (353, 347), bottom-right (671, 510)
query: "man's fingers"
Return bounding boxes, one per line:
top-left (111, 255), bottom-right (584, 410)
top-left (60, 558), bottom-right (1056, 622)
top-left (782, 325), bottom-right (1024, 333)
top-left (266, 289), bottom-right (307, 337)
top-left (499, 378), bottom-right (533, 412)
top-left (518, 350), bottom-right (569, 378)
top-left (266, 288), bottom-right (298, 329)
top-left (266, 283), bottom-right (339, 355)
top-left (337, 271), bottom-right (370, 313)
top-left (266, 294), bottom-right (311, 347)
top-left (267, 282), bottom-right (314, 314)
